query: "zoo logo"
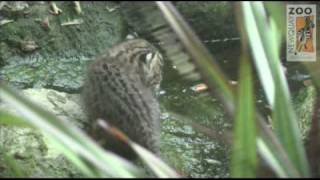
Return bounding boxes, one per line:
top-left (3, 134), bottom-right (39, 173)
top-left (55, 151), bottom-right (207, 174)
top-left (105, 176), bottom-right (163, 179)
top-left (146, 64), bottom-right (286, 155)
top-left (287, 4), bottom-right (317, 62)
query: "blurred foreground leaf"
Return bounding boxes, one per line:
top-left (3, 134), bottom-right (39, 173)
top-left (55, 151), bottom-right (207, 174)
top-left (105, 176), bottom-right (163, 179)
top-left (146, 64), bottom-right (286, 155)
top-left (0, 83), bottom-right (142, 178)
top-left (96, 119), bottom-right (181, 178)
top-left (241, 1), bottom-right (310, 177)
top-left (231, 55), bottom-right (256, 177)
top-left (0, 110), bottom-right (33, 128)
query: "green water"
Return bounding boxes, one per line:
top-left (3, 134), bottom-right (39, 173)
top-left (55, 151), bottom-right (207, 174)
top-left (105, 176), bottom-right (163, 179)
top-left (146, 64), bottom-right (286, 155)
top-left (156, 42), bottom-right (241, 177)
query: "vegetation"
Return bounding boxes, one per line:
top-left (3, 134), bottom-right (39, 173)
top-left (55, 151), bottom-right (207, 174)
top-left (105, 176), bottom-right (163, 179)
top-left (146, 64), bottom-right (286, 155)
top-left (0, 1), bottom-right (318, 178)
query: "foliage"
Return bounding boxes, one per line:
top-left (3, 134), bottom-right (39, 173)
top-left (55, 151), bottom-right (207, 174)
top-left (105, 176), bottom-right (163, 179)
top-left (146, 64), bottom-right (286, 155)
top-left (0, 1), bottom-right (317, 178)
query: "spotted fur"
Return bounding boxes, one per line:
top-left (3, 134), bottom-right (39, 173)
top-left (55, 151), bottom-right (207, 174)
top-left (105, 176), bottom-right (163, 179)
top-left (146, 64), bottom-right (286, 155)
top-left (82, 39), bottom-right (163, 160)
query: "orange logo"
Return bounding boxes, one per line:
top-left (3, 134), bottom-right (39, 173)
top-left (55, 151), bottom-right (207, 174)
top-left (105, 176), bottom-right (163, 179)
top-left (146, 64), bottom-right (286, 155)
top-left (295, 16), bottom-right (315, 54)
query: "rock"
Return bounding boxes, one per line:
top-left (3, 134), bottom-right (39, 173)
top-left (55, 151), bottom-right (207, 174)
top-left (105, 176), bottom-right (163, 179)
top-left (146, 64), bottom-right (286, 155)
top-left (0, 88), bottom-right (85, 177)
top-left (0, 1), bottom-right (127, 92)
top-left (0, 84), bottom-right (231, 178)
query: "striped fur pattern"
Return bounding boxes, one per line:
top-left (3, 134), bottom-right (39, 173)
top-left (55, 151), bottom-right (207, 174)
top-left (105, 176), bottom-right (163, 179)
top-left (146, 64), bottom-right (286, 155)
top-left (82, 39), bottom-right (163, 160)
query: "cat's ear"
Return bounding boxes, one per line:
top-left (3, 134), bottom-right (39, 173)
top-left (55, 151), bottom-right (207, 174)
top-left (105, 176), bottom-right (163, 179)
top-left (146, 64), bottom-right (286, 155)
top-left (140, 52), bottom-right (154, 65)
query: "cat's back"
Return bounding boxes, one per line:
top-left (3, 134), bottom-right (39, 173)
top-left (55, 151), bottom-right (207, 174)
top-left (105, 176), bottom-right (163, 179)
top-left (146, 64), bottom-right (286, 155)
top-left (81, 40), bottom-right (161, 160)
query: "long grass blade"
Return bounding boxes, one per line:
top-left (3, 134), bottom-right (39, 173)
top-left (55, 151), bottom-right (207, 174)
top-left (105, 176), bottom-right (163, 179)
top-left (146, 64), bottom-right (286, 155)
top-left (156, 1), bottom-right (302, 177)
top-left (156, 1), bottom-right (235, 111)
top-left (256, 139), bottom-right (286, 177)
top-left (96, 119), bottom-right (181, 178)
top-left (131, 143), bottom-right (181, 178)
top-left (0, 83), bottom-right (142, 177)
top-left (241, 2), bottom-right (310, 176)
top-left (231, 54), bottom-right (256, 177)
top-left (0, 110), bottom-right (33, 128)
top-left (2, 152), bottom-right (27, 177)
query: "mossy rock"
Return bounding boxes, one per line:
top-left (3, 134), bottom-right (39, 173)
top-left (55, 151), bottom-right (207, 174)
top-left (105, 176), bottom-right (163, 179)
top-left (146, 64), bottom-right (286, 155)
top-left (0, 1), bottom-right (127, 92)
top-left (0, 88), bottom-right (85, 177)
top-left (292, 85), bottom-right (316, 139)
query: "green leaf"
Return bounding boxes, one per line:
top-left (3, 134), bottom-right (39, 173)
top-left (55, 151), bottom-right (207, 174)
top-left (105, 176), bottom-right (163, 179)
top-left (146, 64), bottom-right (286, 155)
top-left (241, 1), bottom-right (275, 106)
top-left (156, 2), bottom-right (303, 177)
top-left (156, 1), bottom-right (235, 105)
top-left (231, 55), bottom-right (256, 177)
top-left (272, 84), bottom-right (310, 177)
top-left (0, 110), bottom-right (33, 128)
top-left (2, 152), bottom-right (27, 177)
top-left (95, 119), bottom-right (180, 178)
top-left (0, 83), bottom-right (142, 177)
top-left (264, 1), bottom-right (286, 39)
top-left (131, 142), bottom-right (181, 178)
top-left (241, 2), bottom-right (310, 177)
top-left (256, 139), bottom-right (287, 177)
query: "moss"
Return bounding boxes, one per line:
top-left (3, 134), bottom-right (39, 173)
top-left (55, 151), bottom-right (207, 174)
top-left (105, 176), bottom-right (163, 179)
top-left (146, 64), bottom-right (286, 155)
top-left (292, 85), bottom-right (316, 139)
top-left (0, 1), bottom-right (127, 92)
